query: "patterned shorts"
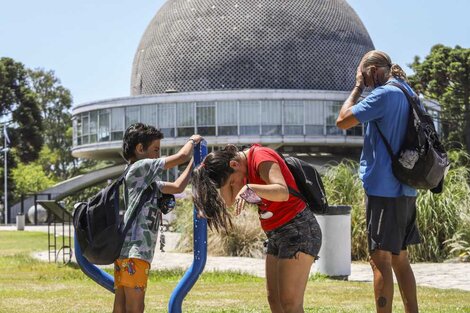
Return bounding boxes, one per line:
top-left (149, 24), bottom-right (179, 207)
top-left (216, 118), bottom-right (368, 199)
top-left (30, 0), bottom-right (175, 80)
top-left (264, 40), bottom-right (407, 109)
top-left (114, 258), bottom-right (150, 291)
top-left (265, 209), bottom-right (322, 259)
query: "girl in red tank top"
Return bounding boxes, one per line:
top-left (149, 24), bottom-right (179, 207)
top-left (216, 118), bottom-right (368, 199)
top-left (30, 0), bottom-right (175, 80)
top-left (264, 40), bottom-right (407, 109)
top-left (192, 144), bottom-right (322, 312)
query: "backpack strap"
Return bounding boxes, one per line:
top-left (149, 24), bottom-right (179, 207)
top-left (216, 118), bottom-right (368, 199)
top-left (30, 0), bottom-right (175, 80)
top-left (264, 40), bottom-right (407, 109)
top-left (119, 164), bottom-right (156, 235)
top-left (374, 81), bottom-right (422, 159)
top-left (275, 151), bottom-right (308, 204)
top-left (121, 183), bottom-right (156, 235)
top-left (248, 146), bottom-right (306, 203)
top-left (122, 165), bottom-right (131, 210)
top-left (387, 81), bottom-right (423, 122)
top-left (374, 122), bottom-right (395, 159)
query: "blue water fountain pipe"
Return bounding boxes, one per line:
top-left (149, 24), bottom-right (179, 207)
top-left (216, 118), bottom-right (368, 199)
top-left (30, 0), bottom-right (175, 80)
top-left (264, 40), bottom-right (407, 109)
top-left (169, 140), bottom-right (208, 313)
top-left (74, 234), bottom-right (115, 293)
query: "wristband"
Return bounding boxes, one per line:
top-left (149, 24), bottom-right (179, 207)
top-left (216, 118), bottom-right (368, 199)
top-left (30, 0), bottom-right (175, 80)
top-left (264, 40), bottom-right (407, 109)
top-left (354, 85), bottom-right (363, 93)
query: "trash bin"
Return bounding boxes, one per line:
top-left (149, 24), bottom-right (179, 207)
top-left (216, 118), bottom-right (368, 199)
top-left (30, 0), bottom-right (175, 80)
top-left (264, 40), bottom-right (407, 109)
top-left (16, 213), bottom-right (25, 231)
top-left (314, 205), bottom-right (351, 280)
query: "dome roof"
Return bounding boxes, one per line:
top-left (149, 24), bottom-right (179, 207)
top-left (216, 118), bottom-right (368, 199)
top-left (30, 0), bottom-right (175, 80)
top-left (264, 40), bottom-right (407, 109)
top-left (131, 0), bottom-right (374, 95)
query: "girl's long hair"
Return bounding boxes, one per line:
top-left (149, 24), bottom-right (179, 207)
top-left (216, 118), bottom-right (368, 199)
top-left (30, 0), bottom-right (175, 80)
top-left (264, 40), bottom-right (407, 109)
top-left (192, 145), bottom-right (239, 232)
top-left (362, 50), bottom-right (407, 82)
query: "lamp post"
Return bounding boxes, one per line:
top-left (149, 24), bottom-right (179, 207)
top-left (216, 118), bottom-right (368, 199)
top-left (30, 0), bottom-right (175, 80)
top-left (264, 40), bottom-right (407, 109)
top-left (1, 123), bottom-right (11, 225)
top-left (2, 147), bottom-right (9, 225)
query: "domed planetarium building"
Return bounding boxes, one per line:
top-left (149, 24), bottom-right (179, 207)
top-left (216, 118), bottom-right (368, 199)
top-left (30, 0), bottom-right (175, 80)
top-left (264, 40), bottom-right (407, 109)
top-left (71, 0), bottom-right (441, 179)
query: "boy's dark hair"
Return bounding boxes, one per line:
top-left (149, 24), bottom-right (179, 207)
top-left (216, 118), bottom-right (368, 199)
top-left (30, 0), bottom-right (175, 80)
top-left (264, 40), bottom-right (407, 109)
top-left (122, 123), bottom-right (164, 161)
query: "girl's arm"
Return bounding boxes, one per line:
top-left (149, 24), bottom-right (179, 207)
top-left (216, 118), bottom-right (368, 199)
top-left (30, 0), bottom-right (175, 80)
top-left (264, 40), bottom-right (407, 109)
top-left (160, 159), bottom-right (194, 194)
top-left (239, 161), bottom-right (289, 202)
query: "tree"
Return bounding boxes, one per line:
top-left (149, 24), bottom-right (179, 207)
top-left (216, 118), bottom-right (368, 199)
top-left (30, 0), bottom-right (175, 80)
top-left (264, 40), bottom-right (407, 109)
top-left (409, 45), bottom-right (470, 153)
top-left (0, 57), bottom-right (44, 162)
top-left (11, 161), bottom-right (56, 199)
top-left (29, 69), bottom-right (76, 179)
top-left (1, 57), bottom-right (77, 207)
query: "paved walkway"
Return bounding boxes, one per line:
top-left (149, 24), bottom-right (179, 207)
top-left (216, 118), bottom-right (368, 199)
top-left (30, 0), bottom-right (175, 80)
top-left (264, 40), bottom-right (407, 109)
top-left (2, 225), bottom-right (470, 291)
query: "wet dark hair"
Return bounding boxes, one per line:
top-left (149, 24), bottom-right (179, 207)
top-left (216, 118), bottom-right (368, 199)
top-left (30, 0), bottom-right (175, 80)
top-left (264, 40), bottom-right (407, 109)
top-left (192, 144), bottom-right (240, 232)
top-left (122, 123), bottom-right (164, 161)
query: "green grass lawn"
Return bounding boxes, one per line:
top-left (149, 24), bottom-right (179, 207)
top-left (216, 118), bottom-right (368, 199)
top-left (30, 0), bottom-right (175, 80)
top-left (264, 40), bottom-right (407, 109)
top-left (0, 231), bottom-right (469, 313)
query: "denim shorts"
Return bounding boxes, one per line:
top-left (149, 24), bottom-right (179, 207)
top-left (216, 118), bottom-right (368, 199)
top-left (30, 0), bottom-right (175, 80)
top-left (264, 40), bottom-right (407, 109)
top-left (265, 209), bottom-right (322, 259)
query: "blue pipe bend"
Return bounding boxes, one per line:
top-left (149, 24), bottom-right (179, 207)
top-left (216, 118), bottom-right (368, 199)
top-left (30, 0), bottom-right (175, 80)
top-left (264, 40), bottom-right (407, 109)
top-left (74, 234), bottom-right (115, 293)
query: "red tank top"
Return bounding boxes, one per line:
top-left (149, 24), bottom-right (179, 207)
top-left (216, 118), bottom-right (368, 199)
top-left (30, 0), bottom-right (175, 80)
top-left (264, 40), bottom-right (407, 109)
top-left (247, 145), bottom-right (305, 231)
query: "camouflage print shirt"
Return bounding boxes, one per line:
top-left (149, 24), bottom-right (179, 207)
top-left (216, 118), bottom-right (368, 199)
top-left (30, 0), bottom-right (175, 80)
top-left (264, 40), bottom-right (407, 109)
top-left (119, 158), bottom-right (166, 264)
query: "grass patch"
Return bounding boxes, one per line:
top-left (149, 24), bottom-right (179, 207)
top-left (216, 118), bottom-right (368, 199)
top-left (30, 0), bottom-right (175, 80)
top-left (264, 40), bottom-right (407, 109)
top-left (0, 231), bottom-right (469, 313)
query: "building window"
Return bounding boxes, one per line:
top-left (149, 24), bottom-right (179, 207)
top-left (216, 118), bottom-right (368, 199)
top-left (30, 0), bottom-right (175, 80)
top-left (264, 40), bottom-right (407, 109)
top-left (141, 104), bottom-right (157, 127)
top-left (75, 116), bottom-right (81, 146)
top-left (82, 113), bottom-right (90, 144)
top-left (90, 111), bottom-right (98, 143)
top-left (284, 100), bottom-right (303, 135)
top-left (111, 107), bottom-right (125, 141)
top-left (158, 103), bottom-right (175, 138)
top-left (429, 110), bottom-right (441, 135)
top-left (305, 100), bottom-right (324, 135)
top-left (125, 106), bottom-right (140, 128)
top-left (240, 100), bottom-right (260, 135)
top-left (98, 109), bottom-right (110, 142)
top-left (217, 101), bottom-right (238, 136)
top-left (261, 100), bottom-right (281, 136)
top-left (177, 102), bottom-right (195, 137)
top-left (196, 102), bottom-right (215, 136)
top-left (325, 101), bottom-right (343, 135)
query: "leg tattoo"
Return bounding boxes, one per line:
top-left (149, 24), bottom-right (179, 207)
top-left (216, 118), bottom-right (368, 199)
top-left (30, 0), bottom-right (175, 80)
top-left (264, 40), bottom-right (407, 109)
top-left (378, 296), bottom-right (387, 308)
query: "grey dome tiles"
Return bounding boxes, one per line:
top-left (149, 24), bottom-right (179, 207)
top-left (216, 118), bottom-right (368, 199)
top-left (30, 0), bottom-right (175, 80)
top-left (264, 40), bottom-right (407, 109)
top-left (131, 0), bottom-right (375, 95)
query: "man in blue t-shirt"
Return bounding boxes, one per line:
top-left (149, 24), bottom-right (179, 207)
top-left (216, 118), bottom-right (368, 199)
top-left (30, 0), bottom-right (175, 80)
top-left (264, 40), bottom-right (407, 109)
top-left (337, 50), bottom-right (420, 313)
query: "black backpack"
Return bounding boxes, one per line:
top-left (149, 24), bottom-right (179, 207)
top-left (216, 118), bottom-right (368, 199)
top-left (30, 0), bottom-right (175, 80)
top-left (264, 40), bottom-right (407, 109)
top-left (73, 168), bottom-right (155, 265)
top-left (375, 82), bottom-right (449, 193)
top-left (278, 154), bottom-right (329, 214)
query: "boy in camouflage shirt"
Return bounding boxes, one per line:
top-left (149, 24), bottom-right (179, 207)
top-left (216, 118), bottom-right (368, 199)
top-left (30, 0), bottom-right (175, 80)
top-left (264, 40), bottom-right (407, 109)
top-left (113, 123), bottom-right (202, 313)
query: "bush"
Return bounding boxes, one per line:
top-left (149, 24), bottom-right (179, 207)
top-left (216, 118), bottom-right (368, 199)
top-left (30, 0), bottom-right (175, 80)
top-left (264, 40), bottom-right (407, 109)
top-left (322, 152), bottom-right (470, 262)
top-left (409, 151), bottom-right (470, 262)
top-left (174, 197), bottom-right (266, 258)
top-left (175, 150), bottom-right (470, 262)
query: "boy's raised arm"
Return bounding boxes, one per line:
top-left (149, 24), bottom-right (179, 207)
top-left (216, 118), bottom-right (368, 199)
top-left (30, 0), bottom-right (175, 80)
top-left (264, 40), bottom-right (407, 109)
top-left (160, 159), bottom-right (194, 194)
top-left (164, 134), bottom-right (202, 169)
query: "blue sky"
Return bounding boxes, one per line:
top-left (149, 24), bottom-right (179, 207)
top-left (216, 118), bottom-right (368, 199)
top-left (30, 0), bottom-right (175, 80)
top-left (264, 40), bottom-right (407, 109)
top-left (1, 1), bottom-right (468, 106)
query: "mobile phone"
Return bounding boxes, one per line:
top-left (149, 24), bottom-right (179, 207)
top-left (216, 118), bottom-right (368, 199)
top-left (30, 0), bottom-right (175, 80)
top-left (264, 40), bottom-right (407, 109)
top-left (239, 187), bottom-right (262, 204)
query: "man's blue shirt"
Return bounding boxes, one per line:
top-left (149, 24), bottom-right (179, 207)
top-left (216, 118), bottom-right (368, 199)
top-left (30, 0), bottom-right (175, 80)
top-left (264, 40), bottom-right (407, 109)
top-left (351, 79), bottom-right (417, 197)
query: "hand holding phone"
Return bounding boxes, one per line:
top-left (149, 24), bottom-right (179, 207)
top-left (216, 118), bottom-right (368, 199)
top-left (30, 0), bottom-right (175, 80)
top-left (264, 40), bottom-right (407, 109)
top-left (239, 186), bottom-right (262, 204)
top-left (235, 185), bottom-right (262, 216)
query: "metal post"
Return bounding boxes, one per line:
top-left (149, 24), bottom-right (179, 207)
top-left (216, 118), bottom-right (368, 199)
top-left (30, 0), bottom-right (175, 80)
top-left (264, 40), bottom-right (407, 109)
top-left (20, 195), bottom-right (24, 214)
top-left (34, 194), bottom-right (38, 225)
top-left (169, 140), bottom-right (208, 313)
top-left (3, 124), bottom-right (8, 225)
